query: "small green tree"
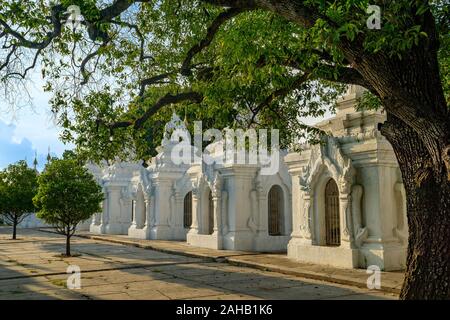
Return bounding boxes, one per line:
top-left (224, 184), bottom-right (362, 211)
top-left (33, 158), bottom-right (103, 256)
top-left (0, 161), bottom-right (38, 240)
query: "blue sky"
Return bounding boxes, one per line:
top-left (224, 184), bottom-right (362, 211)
top-left (0, 73), bottom-right (72, 171)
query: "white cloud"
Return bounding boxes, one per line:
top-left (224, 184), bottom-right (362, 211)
top-left (0, 71), bottom-right (72, 169)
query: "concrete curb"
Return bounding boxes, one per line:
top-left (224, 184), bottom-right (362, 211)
top-left (225, 258), bottom-right (401, 295)
top-left (77, 233), bottom-right (220, 261)
top-left (72, 232), bottom-right (401, 296)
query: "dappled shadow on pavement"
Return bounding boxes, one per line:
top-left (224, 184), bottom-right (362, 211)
top-left (0, 227), bottom-right (396, 300)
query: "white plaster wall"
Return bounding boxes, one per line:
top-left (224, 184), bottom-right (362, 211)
top-left (18, 213), bottom-right (50, 229)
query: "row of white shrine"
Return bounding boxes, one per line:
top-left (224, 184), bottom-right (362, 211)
top-left (82, 86), bottom-right (408, 271)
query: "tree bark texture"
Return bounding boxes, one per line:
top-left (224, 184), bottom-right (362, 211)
top-left (381, 114), bottom-right (450, 299)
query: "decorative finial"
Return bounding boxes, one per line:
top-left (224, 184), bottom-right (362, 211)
top-left (33, 151), bottom-right (38, 171)
top-left (47, 147), bottom-right (51, 163)
top-left (184, 106), bottom-right (188, 127)
top-left (161, 112), bottom-right (187, 147)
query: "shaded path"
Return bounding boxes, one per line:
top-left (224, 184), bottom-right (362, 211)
top-left (0, 228), bottom-right (397, 300)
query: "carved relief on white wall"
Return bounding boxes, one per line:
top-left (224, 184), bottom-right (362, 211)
top-left (298, 136), bottom-right (356, 245)
top-left (351, 184), bottom-right (368, 247)
top-left (393, 181), bottom-right (408, 245)
top-left (221, 190), bottom-right (229, 235)
top-left (248, 170), bottom-right (262, 233)
top-left (168, 184), bottom-right (177, 228)
top-left (300, 192), bottom-right (313, 240)
top-left (147, 184), bottom-right (156, 228)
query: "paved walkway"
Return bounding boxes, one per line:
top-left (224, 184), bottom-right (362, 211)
top-left (0, 227), bottom-right (399, 300)
top-left (75, 231), bottom-right (405, 295)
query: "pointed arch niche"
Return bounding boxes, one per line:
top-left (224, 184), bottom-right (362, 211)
top-left (299, 137), bottom-right (355, 247)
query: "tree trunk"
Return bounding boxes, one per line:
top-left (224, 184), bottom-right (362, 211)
top-left (190, 0), bottom-right (450, 299)
top-left (12, 216), bottom-right (17, 240)
top-left (381, 115), bottom-right (450, 300)
top-left (66, 234), bottom-right (71, 257)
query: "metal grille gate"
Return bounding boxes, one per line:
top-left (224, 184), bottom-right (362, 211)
top-left (208, 190), bottom-right (214, 235)
top-left (183, 191), bottom-right (192, 228)
top-left (325, 179), bottom-right (340, 246)
top-left (268, 185), bottom-right (282, 236)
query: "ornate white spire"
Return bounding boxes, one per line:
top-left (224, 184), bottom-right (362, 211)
top-left (336, 85), bottom-right (366, 116)
top-left (33, 151), bottom-right (38, 171)
top-left (161, 112), bottom-right (189, 147)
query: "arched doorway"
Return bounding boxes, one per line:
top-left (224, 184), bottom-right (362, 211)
top-left (325, 179), bottom-right (340, 246)
top-left (133, 186), bottom-right (146, 229)
top-left (183, 191), bottom-right (192, 228)
top-left (131, 200), bottom-right (135, 224)
top-left (268, 185), bottom-right (284, 236)
top-left (208, 190), bottom-right (214, 235)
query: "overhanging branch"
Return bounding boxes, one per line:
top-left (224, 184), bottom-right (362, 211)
top-left (317, 66), bottom-right (376, 92)
top-left (248, 72), bottom-right (311, 126)
top-left (181, 7), bottom-right (249, 76)
top-left (134, 91), bottom-right (203, 129)
top-left (98, 91), bottom-right (203, 131)
top-left (201, 0), bottom-right (337, 28)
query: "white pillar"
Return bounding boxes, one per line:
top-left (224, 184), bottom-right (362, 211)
top-left (339, 193), bottom-right (352, 248)
top-left (301, 192), bottom-right (313, 242)
top-left (188, 187), bottom-right (200, 235)
top-left (212, 193), bottom-right (221, 235)
top-left (130, 199), bottom-right (137, 228)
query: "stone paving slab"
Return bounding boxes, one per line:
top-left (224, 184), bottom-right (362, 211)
top-left (74, 230), bottom-right (405, 295)
top-left (225, 254), bottom-right (405, 294)
top-left (0, 227), bottom-right (398, 300)
top-left (73, 231), bottom-right (251, 260)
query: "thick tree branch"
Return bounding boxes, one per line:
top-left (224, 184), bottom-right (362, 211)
top-left (0, 45), bottom-right (17, 72)
top-left (248, 72), bottom-right (311, 126)
top-left (99, 0), bottom-right (150, 22)
top-left (181, 7), bottom-right (249, 76)
top-left (0, 4), bottom-right (65, 49)
top-left (98, 91), bottom-right (203, 130)
top-left (201, 0), bottom-right (258, 10)
top-left (202, 0), bottom-right (337, 28)
top-left (110, 20), bottom-right (153, 62)
top-left (278, 53), bottom-right (375, 92)
top-left (0, 0), bottom-right (150, 56)
top-left (80, 42), bottom-right (109, 85)
top-left (317, 65), bottom-right (376, 92)
top-left (135, 91), bottom-right (203, 129)
top-left (257, 72), bottom-right (310, 113)
top-left (138, 72), bottom-right (174, 97)
top-left (139, 8), bottom-right (251, 98)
